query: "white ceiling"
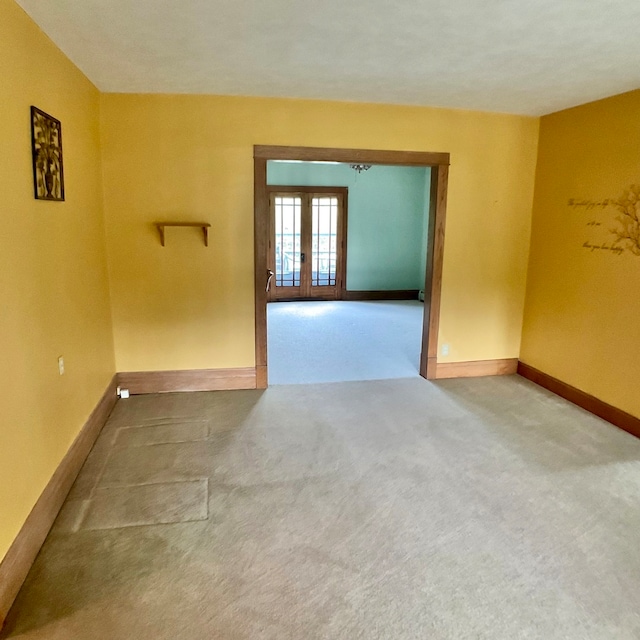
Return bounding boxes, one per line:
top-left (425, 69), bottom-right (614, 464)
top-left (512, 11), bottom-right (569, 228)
top-left (15, 0), bottom-right (640, 116)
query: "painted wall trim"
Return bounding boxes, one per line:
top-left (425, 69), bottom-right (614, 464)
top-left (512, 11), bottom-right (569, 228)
top-left (436, 358), bottom-right (518, 379)
top-left (0, 375), bottom-right (118, 628)
top-left (342, 290), bottom-right (419, 301)
top-left (117, 367), bottom-right (257, 394)
top-left (518, 362), bottom-right (640, 439)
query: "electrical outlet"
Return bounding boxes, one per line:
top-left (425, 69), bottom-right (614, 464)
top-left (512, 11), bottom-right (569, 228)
top-left (58, 356), bottom-right (65, 375)
top-left (441, 344), bottom-right (449, 357)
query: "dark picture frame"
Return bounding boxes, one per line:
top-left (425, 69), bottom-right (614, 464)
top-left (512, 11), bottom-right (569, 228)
top-left (31, 106), bottom-right (65, 201)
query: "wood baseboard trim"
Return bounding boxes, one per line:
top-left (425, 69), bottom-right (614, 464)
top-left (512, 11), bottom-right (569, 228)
top-left (117, 367), bottom-right (257, 394)
top-left (435, 358), bottom-right (518, 379)
top-left (425, 356), bottom-right (438, 380)
top-left (0, 375), bottom-right (118, 628)
top-left (517, 362), bottom-right (640, 439)
top-left (255, 365), bottom-right (267, 390)
top-left (342, 289), bottom-right (419, 301)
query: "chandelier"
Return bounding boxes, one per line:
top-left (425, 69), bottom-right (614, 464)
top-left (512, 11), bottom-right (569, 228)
top-left (349, 164), bottom-right (372, 174)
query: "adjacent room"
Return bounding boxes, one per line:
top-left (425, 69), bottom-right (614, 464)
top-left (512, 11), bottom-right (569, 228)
top-left (2, 0), bottom-right (640, 638)
top-left (266, 160), bottom-right (430, 384)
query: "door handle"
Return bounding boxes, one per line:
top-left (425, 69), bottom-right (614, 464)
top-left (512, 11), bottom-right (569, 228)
top-left (301, 252), bottom-right (306, 263)
top-left (266, 269), bottom-right (274, 292)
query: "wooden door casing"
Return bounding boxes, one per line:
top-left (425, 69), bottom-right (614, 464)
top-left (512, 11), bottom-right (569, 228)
top-left (254, 146), bottom-right (450, 388)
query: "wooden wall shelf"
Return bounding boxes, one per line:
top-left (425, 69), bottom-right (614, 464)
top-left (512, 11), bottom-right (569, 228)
top-left (154, 222), bottom-right (211, 246)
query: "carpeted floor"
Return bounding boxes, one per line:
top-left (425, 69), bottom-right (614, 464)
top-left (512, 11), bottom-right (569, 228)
top-left (267, 300), bottom-right (424, 384)
top-left (3, 375), bottom-right (640, 639)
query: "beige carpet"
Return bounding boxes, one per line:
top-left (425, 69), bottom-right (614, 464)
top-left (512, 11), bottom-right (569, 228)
top-left (3, 375), bottom-right (640, 639)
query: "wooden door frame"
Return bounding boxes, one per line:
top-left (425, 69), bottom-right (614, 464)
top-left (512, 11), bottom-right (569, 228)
top-left (268, 185), bottom-right (348, 301)
top-left (254, 145), bottom-right (450, 388)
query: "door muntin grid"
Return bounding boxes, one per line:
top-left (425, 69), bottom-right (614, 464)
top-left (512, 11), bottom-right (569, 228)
top-left (311, 196), bottom-right (338, 287)
top-left (274, 196), bottom-right (302, 288)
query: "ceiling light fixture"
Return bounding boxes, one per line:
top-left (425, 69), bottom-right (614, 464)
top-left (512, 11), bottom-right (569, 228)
top-left (349, 163), bottom-right (372, 174)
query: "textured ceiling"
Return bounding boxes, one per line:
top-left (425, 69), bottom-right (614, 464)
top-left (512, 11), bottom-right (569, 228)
top-left (15, 0), bottom-right (640, 115)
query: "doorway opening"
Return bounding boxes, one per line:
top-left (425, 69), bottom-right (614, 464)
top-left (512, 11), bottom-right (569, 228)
top-left (254, 146), bottom-right (450, 388)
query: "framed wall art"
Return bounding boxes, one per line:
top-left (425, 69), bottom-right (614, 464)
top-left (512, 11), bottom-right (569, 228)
top-left (31, 106), bottom-right (65, 201)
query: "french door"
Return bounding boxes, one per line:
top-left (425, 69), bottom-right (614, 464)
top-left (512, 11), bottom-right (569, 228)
top-left (268, 186), bottom-right (347, 301)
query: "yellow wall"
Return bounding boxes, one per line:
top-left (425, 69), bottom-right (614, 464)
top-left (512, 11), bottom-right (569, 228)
top-left (101, 94), bottom-right (539, 371)
top-left (0, 0), bottom-right (115, 562)
top-left (521, 90), bottom-right (640, 418)
top-left (0, 0), bottom-right (540, 566)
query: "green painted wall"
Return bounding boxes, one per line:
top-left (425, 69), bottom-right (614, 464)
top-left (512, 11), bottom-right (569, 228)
top-left (267, 162), bottom-right (430, 291)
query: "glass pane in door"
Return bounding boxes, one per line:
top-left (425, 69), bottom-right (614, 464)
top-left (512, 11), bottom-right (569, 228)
top-left (311, 197), bottom-right (338, 287)
top-left (274, 196), bottom-right (302, 287)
